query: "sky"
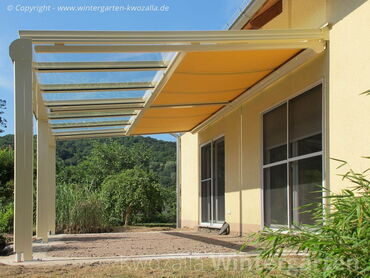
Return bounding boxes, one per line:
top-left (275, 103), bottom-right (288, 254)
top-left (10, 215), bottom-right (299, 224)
top-left (0, 0), bottom-right (250, 142)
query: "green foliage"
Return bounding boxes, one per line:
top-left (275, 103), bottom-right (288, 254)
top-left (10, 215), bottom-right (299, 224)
top-left (0, 148), bottom-right (14, 203)
top-left (155, 185), bottom-right (177, 223)
top-left (56, 136), bottom-right (176, 187)
top-left (0, 134), bottom-right (13, 149)
top-left (101, 168), bottom-right (162, 226)
top-left (0, 148), bottom-right (14, 234)
top-left (0, 99), bottom-right (6, 133)
top-left (0, 134), bottom-right (176, 233)
top-left (0, 203), bottom-right (13, 234)
top-left (253, 161), bottom-right (370, 277)
top-left (56, 183), bottom-right (108, 233)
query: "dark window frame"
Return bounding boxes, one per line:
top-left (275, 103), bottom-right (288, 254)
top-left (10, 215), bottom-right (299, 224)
top-left (200, 136), bottom-right (225, 225)
top-left (262, 83), bottom-right (324, 228)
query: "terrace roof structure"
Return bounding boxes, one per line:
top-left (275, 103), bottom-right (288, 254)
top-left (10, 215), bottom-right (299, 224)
top-left (16, 28), bottom-right (327, 140)
top-left (9, 27), bottom-right (328, 261)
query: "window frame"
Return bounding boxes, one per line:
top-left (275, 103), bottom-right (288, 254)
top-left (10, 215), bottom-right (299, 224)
top-left (260, 80), bottom-right (326, 229)
top-left (199, 135), bottom-right (225, 228)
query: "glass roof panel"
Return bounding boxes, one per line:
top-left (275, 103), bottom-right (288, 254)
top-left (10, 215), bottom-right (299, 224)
top-left (37, 71), bottom-right (158, 85)
top-left (53, 126), bottom-right (124, 133)
top-left (42, 90), bottom-right (147, 101)
top-left (34, 52), bottom-right (175, 63)
top-left (50, 117), bottom-right (130, 125)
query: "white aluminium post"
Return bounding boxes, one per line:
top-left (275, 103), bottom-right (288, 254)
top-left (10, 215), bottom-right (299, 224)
top-left (36, 119), bottom-right (49, 243)
top-left (9, 39), bottom-right (34, 262)
top-left (48, 139), bottom-right (56, 235)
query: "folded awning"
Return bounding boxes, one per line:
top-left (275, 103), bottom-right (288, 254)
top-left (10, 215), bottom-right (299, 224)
top-left (19, 28), bottom-right (328, 140)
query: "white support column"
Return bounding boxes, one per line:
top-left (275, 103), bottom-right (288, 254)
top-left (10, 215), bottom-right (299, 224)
top-left (48, 139), bottom-right (56, 235)
top-left (10, 39), bottom-right (34, 262)
top-left (36, 120), bottom-right (49, 243)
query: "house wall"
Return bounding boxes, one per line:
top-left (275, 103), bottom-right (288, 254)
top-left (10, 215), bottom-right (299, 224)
top-left (197, 109), bottom-right (242, 233)
top-left (327, 1), bottom-right (370, 192)
top-left (180, 0), bottom-right (369, 232)
top-left (180, 132), bottom-right (199, 228)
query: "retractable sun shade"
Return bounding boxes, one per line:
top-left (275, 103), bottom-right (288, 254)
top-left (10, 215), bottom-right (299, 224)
top-left (17, 29), bottom-right (327, 140)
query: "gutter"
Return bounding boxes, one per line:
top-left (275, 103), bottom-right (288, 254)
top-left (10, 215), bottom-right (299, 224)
top-left (228, 0), bottom-right (268, 30)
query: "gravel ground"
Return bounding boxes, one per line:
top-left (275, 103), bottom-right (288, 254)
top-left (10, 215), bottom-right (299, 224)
top-left (33, 229), bottom-right (255, 258)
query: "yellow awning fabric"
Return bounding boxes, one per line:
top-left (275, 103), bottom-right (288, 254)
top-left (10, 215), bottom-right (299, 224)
top-left (132, 48), bottom-right (301, 135)
top-left (132, 105), bottom-right (224, 135)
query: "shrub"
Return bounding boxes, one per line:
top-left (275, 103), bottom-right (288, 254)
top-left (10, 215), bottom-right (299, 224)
top-left (69, 192), bottom-right (107, 233)
top-left (56, 183), bottom-right (108, 233)
top-left (253, 160), bottom-right (370, 277)
top-left (0, 202), bottom-right (13, 234)
top-left (101, 167), bottom-right (162, 226)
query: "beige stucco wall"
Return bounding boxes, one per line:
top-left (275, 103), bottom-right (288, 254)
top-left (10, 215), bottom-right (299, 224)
top-left (180, 0), bottom-right (369, 233)
top-left (180, 132), bottom-right (199, 229)
top-left (327, 1), bottom-right (370, 192)
top-left (198, 109), bottom-right (242, 233)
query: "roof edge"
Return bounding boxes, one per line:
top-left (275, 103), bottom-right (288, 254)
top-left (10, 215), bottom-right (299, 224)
top-left (228, 0), bottom-right (268, 30)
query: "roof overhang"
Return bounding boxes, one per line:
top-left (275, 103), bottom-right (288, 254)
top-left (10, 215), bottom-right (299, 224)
top-left (15, 28), bottom-right (328, 140)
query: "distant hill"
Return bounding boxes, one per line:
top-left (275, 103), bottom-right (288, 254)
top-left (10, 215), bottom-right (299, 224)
top-left (0, 134), bottom-right (13, 148)
top-left (0, 134), bottom-right (176, 187)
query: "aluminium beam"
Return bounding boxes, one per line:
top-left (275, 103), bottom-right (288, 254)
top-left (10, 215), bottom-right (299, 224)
top-left (48, 111), bottom-right (137, 120)
top-left (34, 61), bottom-right (168, 73)
top-left (49, 108), bottom-right (142, 115)
top-left (150, 101), bottom-right (229, 109)
top-left (20, 29), bottom-right (328, 44)
top-left (45, 98), bottom-right (144, 107)
top-left (49, 103), bottom-right (144, 112)
top-left (36, 120), bottom-right (49, 243)
top-left (55, 132), bottom-right (126, 141)
top-left (34, 40), bottom-right (326, 54)
top-left (40, 82), bottom-right (155, 93)
top-left (10, 39), bottom-right (34, 262)
top-left (53, 129), bottom-right (125, 136)
top-left (47, 141), bottom-right (56, 235)
top-left (51, 120), bottom-right (130, 129)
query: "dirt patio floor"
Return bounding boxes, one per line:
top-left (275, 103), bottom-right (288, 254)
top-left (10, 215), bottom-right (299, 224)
top-left (32, 229), bottom-right (255, 258)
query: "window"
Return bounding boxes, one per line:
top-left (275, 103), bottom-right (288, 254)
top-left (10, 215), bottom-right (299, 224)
top-left (263, 84), bottom-right (323, 227)
top-left (200, 137), bottom-right (225, 225)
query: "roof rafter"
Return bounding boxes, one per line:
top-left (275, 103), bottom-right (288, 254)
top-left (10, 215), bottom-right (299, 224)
top-left (40, 82), bottom-right (155, 93)
top-left (20, 29), bottom-right (327, 44)
top-left (48, 111), bottom-right (137, 120)
top-left (34, 61), bottom-right (168, 73)
top-left (51, 120), bottom-right (130, 129)
top-left (53, 128), bottom-right (125, 136)
top-left (45, 98), bottom-right (144, 107)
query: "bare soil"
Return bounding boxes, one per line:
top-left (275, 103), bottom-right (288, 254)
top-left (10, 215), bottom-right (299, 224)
top-left (34, 229), bottom-right (255, 258)
top-left (0, 258), bottom-right (257, 278)
top-left (0, 256), bottom-right (306, 278)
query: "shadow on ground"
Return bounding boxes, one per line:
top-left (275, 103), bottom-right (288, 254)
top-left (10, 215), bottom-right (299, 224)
top-left (165, 232), bottom-right (255, 252)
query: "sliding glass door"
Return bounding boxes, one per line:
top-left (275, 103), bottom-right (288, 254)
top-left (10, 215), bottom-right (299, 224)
top-left (201, 137), bottom-right (225, 225)
top-left (263, 84), bottom-right (323, 227)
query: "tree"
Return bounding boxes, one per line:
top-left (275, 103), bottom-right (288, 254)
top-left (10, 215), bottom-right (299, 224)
top-left (0, 147), bottom-right (14, 204)
top-left (0, 145), bottom-right (14, 234)
top-left (64, 140), bottom-right (151, 188)
top-left (0, 99), bottom-right (6, 134)
top-left (101, 168), bottom-right (162, 226)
